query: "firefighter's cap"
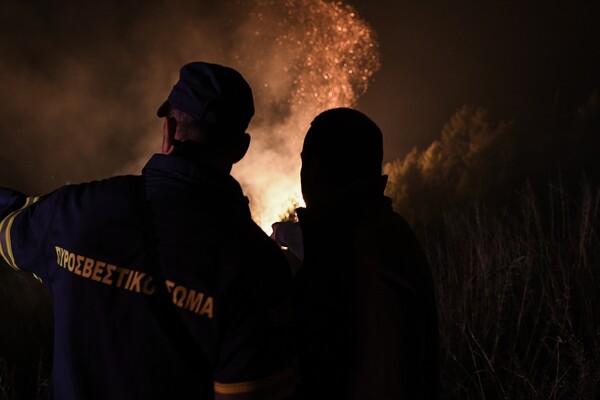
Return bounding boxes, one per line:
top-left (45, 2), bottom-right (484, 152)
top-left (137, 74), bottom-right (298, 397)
top-left (157, 62), bottom-right (254, 133)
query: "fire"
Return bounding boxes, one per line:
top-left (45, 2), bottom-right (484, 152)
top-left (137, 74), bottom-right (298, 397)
top-left (231, 0), bottom-right (380, 233)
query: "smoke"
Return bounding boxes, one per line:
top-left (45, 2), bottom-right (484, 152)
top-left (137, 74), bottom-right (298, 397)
top-left (0, 0), bottom-right (232, 191)
top-left (230, 0), bottom-right (380, 231)
top-left (0, 0), bottom-right (380, 231)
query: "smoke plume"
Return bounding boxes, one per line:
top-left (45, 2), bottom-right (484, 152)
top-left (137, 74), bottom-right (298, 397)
top-left (0, 0), bottom-right (379, 232)
top-left (230, 0), bottom-right (380, 230)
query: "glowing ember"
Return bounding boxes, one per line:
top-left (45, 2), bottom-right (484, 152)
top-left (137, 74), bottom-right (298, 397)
top-left (231, 0), bottom-right (380, 234)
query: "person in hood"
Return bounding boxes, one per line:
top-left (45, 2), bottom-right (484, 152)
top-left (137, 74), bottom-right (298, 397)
top-left (273, 107), bottom-right (440, 399)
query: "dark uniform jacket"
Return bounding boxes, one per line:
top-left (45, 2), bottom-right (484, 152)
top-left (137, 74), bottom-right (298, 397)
top-left (0, 143), bottom-right (296, 399)
top-left (294, 176), bottom-right (440, 399)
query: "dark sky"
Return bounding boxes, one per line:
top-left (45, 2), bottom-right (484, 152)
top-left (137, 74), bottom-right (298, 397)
top-left (0, 0), bottom-right (598, 221)
top-left (352, 0), bottom-right (600, 161)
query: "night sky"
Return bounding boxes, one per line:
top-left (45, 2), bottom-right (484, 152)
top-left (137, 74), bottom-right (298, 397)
top-left (0, 0), bottom-right (598, 219)
top-left (353, 0), bottom-right (600, 161)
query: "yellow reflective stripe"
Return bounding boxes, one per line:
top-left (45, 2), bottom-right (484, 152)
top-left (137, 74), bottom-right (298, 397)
top-left (4, 209), bottom-right (24, 270)
top-left (0, 209), bottom-right (22, 270)
top-left (0, 213), bottom-right (11, 267)
top-left (23, 196), bottom-right (40, 208)
top-left (0, 196), bottom-right (40, 270)
top-left (214, 363), bottom-right (298, 395)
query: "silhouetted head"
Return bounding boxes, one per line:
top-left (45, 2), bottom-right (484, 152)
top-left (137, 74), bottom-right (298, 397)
top-left (157, 61), bottom-right (254, 173)
top-left (301, 107), bottom-right (383, 208)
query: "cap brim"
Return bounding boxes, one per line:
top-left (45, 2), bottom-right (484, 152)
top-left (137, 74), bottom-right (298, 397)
top-left (157, 100), bottom-right (170, 117)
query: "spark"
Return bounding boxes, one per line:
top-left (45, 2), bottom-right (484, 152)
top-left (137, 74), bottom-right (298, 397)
top-left (231, 0), bottom-right (380, 233)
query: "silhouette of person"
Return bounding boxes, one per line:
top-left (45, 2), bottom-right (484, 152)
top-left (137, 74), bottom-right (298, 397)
top-left (0, 62), bottom-right (297, 399)
top-left (273, 107), bottom-right (440, 399)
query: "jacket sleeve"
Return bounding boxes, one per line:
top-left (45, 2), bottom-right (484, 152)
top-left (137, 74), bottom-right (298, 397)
top-left (0, 188), bottom-right (27, 217)
top-left (0, 186), bottom-right (60, 281)
top-left (212, 226), bottom-right (299, 400)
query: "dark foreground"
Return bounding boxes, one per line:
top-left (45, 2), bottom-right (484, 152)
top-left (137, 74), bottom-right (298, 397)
top-left (1, 181), bottom-right (599, 399)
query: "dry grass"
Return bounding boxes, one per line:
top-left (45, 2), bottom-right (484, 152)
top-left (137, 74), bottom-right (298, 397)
top-left (423, 179), bottom-right (600, 399)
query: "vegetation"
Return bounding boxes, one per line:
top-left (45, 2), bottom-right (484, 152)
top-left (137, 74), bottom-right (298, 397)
top-left (423, 179), bottom-right (600, 399)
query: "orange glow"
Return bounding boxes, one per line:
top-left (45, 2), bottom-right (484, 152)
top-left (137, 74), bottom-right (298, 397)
top-left (231, 0), bottom-right (380, 233)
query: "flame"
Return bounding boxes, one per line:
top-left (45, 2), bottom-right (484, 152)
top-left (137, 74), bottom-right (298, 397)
top-left (231, 0), bottom-right (380, 233)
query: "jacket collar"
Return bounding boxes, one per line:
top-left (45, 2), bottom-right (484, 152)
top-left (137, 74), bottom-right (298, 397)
top-left (297, 175), bottom-right (392, 227)
top-left (142, 149), bottom-right (247, 204)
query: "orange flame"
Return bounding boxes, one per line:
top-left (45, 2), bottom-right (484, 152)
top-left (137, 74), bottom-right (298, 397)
top-left (231, 0), bottom-right (380, 234)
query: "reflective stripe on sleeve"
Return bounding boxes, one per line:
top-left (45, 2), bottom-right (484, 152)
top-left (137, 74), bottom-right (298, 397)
top-left (214, 363), bottom-right (298, 400)
top-left (32, 273), bottom-right (44, 284)
top-left (0, 196), bottom-right (40, 271)
top-left (0, 213), bottom-right (10, 267)
top-left (0, 209), bottom-right (24, 270)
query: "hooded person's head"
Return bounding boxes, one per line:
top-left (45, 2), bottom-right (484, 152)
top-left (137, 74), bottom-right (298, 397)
top-left (301, 107), bottom-right (383, 208)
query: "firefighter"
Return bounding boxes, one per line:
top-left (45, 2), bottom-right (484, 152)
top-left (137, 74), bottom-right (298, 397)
top-left (0, 62), bottom-right (297, 399)
top-left (273, 108), bottom-right (440, 399)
